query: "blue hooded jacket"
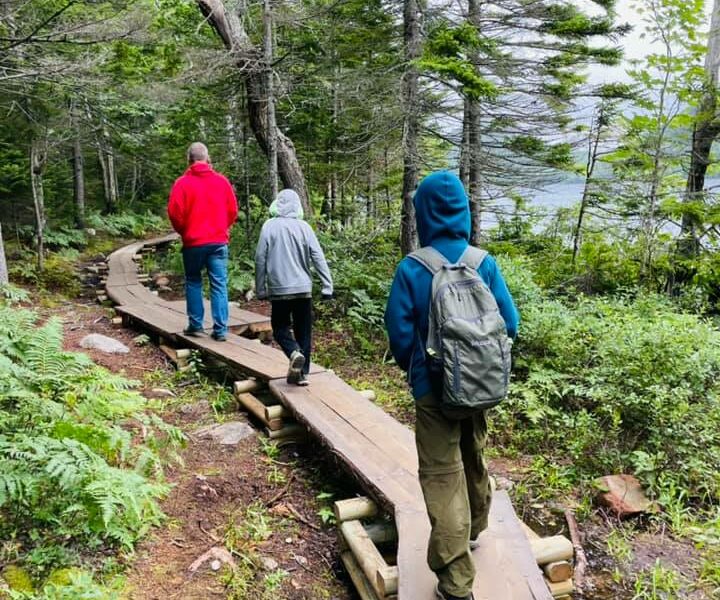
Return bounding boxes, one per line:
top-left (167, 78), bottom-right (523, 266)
top-left (384, 171), bottom-right (520, 400)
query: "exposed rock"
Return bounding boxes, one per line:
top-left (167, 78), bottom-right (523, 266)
top-left (188, 547), bottom-right (236, 573)
top-left (158, 286), bottom-right (173, 293)
top-left (154, 275), bottom-right (170, 287)
top-left (210, 560), bottom-right (221, 572)
top-left (146, 388), bottom-right (176, 399)
top-left (179, 400), bottom-right (210, 417)
top-left (595, 474), bottom-right (653, 518)
top-left (260, 556), bottom-right (279, 571)
top-left (79, 334), bottom-right (129, 354)
top-left (133, 334), bottom-right (150, 346)
top-left (196, 421), bottom-right (255, 445)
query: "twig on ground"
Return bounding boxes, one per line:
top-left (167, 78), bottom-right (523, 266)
top-left (198, 520), bottom-right (221, 544)
top-left (266, 472), bottom-right (295, 506)
top-left (564, 509), bottom-right (587, 591)
top-left (286, 502), bottom-right (320, 530)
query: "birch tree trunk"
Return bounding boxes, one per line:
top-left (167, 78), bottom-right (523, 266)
top-left (263, 0), bottom-right (278, 200)
top-left (0, 223), bottom-right (8, 286)
top-left (70, 101), bottom-right (86, 227)
top-left (401, 0), bottom-right (423, 255)
top-left (196, 0), bottom-right (310, 214)
top-left (30, 140), bottom-right (47, 272)
top-left (679, 0), bottom-right (720, 259)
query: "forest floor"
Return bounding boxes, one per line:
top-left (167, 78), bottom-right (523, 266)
top-left (25, 248), bottom-right (712, 600)
top-left (50, 288), bottom-right (355, 600)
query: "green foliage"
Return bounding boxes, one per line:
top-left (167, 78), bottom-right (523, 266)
top-left (494, 257), bottom-right (720, 504)
top-left (84, 211), bottom-right (166, 238)
top-left (0, 304), bottom-right (181, 587)
top-left (421, 22), bottom-right (499, 100)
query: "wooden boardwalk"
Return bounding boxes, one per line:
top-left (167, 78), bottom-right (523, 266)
top-left (104, 235), bottom-right (553, 600)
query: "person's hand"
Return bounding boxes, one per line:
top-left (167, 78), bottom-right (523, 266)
top-left (321, 293), bottom-right (334, 302)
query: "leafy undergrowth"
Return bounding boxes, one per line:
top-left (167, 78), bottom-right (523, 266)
top-left (0, 294), bottom-right (183, 598)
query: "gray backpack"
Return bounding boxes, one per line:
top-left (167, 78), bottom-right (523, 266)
top-left (410, 246), bottom-right (511, 411)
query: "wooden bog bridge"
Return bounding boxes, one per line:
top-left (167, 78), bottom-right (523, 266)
top-left (101, 234), bottom-right (566, 600)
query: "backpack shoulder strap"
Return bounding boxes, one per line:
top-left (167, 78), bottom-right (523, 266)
top-left (459, 246), bottom-right (489, 271)
top-left (408, 246), bottom-right (448, 275)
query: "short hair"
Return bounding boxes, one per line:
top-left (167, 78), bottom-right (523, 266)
top-left (187, 142), bottom-right (209, 164)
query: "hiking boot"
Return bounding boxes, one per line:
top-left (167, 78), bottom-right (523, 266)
top-left (469, 532), bottom-right (484, 550)
top-left (211, 332), bottom-right (227, 342)
top-left (287, 350), bottom-right (305, 384)
top-left (435, 585), bottom-right (473, 600)
top-left (297, 373), bottom-right (310, 387)
top-left (183, 327), bottom-right (205, 337)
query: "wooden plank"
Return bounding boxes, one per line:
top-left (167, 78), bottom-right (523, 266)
top-left (164, 300), bottom-right (269, 333)
top-left (271, 373), bottom-right (417, 474)
top-left (470, 491), bottom-right (552, 600)
top-left (269, 376), bottom-right (423, 509)
top-left (340, 551), bottom-right (382, 600)
top-left (115, 304), bottom-right (188, 339)
top-left (106, 284), bottom-right (158, 307)
top-left (179, 333), bottom-right (324, 381)
top-left (340, 520), bottom-right (398, 597)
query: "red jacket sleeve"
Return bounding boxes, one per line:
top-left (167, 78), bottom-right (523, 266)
top-left (167, 180), bottom-right (186, 234)
top-left (226, 180), bottom-right (239, 229)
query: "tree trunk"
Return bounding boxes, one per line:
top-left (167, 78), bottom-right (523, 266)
top-left (679, 0), bottom-right (720, 259)
top-left (196, 0), bottom-right (310, 214)
top-left (572, 109), bottom-right (603, 266)
top-left (95, 118), bottom-right (119, 214)
top-left (263, 0), bottom-right (278, 200)
top-left (401, 0), bottom-right (423, 255)
top-left (0, 223), bottom-right (8, 286)
top-left (106, 123), bottom-right (119, 213)
top-left (459, 102), bottom-right (470, 189)
top-left (30, 140), bottom-right (47, 272)
top-left (70, 101), bottom-right (85, 228)
top-left (467, 0), bottom-right (482, 246)
top-left (468, 98), bottom-right (482, 245)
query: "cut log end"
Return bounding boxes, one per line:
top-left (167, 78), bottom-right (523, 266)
top-left (334, 497), bottom-right (378, 523)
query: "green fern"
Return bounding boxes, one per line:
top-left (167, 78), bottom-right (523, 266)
top-left (0, 303), bottom-right (181, 579)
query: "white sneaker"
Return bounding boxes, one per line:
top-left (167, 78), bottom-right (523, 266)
top-left (287, 350), bottom-right (305, 384)
top-left (469, 530), bottom-right (485, 550)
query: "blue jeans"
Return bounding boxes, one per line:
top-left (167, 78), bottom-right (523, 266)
top-left (182, 244), bottom-right (229, 337)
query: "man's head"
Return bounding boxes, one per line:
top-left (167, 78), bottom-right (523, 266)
top-left (187, 142), bottom-right (210, 165)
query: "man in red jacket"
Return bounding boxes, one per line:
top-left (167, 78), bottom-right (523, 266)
top-left (168, 142), bottom-right (238, 341)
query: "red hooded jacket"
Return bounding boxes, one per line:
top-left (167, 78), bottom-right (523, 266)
top-left (167, 162), bottom-right (238, 248)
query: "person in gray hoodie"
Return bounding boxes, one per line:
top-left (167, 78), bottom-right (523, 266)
top-left (255, 189), bottom-right (333, 385)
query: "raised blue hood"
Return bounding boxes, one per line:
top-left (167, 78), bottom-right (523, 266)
top-left (414, 171), bottom-right (471, 247)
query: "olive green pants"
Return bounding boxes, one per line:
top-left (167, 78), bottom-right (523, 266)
top-left (415, 393), bottom-right (492, 598)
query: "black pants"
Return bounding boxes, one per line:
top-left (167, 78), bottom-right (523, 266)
top-left (271, 298), bottom-right (312, 374)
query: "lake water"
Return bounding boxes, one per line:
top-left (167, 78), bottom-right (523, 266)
top-left (483, 176), bottom-right (720, 229)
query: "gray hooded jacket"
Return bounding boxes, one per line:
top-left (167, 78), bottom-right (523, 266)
top-left (255, 189), bottom-right (333, 299)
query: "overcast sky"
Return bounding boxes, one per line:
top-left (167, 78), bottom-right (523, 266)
top-left (588, 0), bottom-right (713, 84)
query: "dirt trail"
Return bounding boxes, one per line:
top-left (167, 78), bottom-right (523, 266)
top-left (59, 299), bottom-right (352, 600)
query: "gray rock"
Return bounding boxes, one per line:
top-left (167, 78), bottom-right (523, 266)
top-left (210, 560), bottom-right (222, 572)
top-left (79, 334), bottom-right (129, 354)
top-left (196, 421), bottom-right (255, 445)
top-left (147, 388), bottom-right (175, 399)
top-left (154, 275), bottom-right (170, 287)
top-left (260, 557), bottom-right (279, 571)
